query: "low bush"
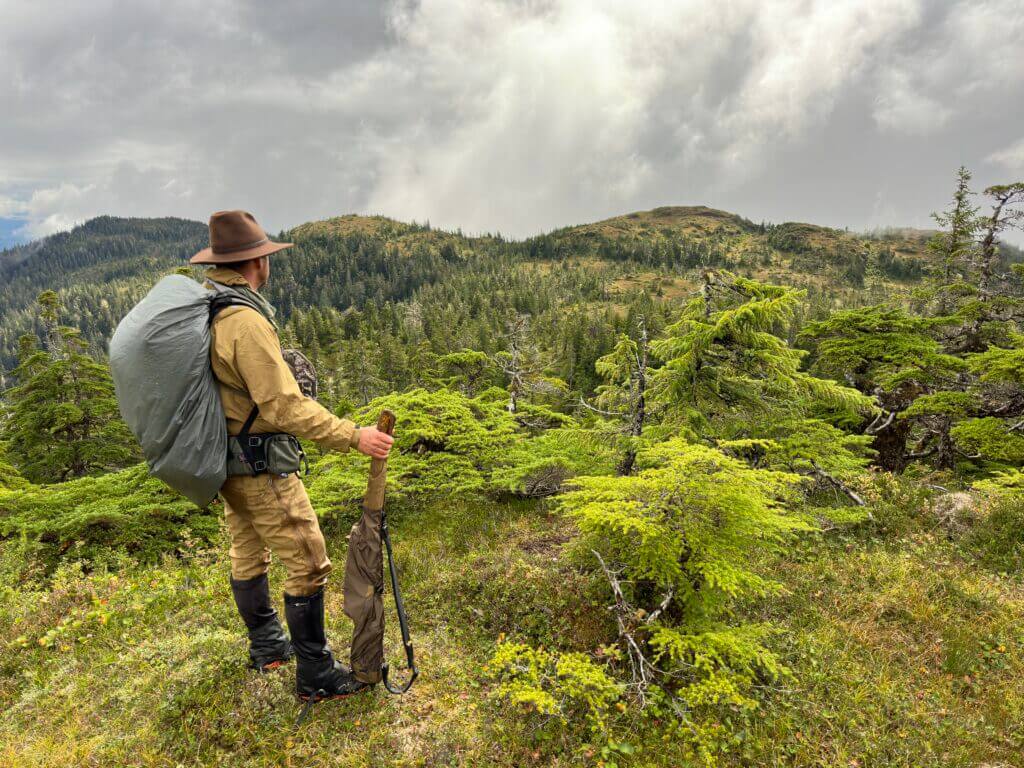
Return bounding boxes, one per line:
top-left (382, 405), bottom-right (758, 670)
top-left (0, 464), bottom-right (217, 572)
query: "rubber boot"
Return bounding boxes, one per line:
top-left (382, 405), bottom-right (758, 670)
top-left (284, 587), bottom-right (373, 700)
top-left (230, 573), bottom-right (293, 672)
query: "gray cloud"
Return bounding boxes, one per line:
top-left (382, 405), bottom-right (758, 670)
top-left (1, 0), bottom-right (1023, 243)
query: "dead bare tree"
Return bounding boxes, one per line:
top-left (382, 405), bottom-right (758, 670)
top-left (496, 312), bottom-right (545, 415)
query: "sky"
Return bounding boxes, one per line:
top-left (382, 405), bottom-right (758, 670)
top-left (1, 0), bottom-right (1023, 248)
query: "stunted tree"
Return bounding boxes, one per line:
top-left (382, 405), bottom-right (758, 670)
top-left (559, 440), bottom-right (807, 714)
top-left (3, 291), bottom-right (137, 483)
top-left (801, 305), bottom-right (965, 471)
top-left (919, 166), bottom-right (980, 318)
top-left (804, 169), bottom-right (1024, 475)
top-left (583, 315), bottom-right (653, 474)
top-left (494, 313), bottom-right (545, 414)
top-left (437, 349), bottom-right (494, 396)
top-left (649, 271), bottom-right (873, 437)
top-left (921, 171), bottom-right (1024, 354)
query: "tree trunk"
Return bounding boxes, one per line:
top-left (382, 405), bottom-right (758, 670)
top-left (870, 419), bottom-right (911, 472)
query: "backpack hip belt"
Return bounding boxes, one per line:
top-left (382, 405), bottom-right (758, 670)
top-left (226, 405), bottom-right (309, 477)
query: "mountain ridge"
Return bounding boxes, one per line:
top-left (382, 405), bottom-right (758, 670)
top-left (0, 204), bottom-right (957, 370)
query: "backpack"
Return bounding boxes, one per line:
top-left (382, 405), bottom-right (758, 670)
top-left (108, 274), bottom-right (261, 507)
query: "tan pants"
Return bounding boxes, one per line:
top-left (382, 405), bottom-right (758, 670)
top-left (219, 473), bottom-right (331, 596)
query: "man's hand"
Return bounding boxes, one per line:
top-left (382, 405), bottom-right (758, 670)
top-left (355, 426), bottom-right (394, 459)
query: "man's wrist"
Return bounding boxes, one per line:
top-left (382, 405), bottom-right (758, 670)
top-left (351, 427), bottom-right (362, 451)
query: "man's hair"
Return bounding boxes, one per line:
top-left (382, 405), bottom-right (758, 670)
top-left (219, 255), bottom-right (266, 271)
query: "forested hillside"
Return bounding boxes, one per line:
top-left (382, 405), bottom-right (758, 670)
top-left (2, 204), bottom-right (980, 375)
top-left (2, 171), bottom-right (1024, 767)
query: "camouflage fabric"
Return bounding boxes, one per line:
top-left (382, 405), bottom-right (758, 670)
top-left (281, 348), bottom-right (318, 400)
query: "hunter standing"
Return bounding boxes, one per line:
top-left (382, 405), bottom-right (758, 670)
top-left (191, 210), bottom-right (393, 700)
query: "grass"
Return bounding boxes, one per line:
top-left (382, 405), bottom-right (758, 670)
top-left (2, 496), bottom-right (1022, 767)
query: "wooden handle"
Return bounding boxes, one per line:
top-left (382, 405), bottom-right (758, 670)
top-left (363, 409), bottom-right (395, 512)
top-left (376, 409), bottom-right (396, 436)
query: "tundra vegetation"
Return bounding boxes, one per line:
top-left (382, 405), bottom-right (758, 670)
top-left (2, 169), bottom-right (1024, 767)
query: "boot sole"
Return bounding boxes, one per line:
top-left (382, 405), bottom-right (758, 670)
top-left (296, 685), bottom-right (374, 702)
top-left (249, 656), bottom-right (294, 673)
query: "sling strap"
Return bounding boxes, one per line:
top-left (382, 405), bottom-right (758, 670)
top-left (236, 405), bottom-right (262, 475)
top-left (382, 505), bottom-right (418, 694)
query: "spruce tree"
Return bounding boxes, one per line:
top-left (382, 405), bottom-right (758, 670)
top-left (2, 291), bottom-right (137, 483)
top-left (649, 271), bottom-right (872, 438)
top-left (801, 305), bottom-right (964, 471)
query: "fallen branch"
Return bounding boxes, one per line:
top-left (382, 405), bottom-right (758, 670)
top-left (809, 462), bottom-right (866, 507)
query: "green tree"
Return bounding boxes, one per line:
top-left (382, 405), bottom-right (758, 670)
top-left (649, 271), bottom-right (872, 440)
top-left (801, 304), bottom-right (964, 471)
top-left (2, 292), bottom-right (137, 483)
top-left (557, 439), bottom-right (807, 753)
top-left (918, 166), bottom-right (980, 317)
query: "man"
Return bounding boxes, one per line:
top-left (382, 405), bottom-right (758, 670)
top-left (190, 209), bottom-right (394, 700)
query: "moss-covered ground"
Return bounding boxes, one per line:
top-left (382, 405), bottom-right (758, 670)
top-left (2, 498), bottom-right (1022, 767)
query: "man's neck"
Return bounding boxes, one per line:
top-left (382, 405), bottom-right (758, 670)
top-left (231, 266), bottom-right (261, 292)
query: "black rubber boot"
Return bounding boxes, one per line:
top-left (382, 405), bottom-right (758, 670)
top-left (284, 588), bottom-right (373, 700)
top-left (230, 573), bottom-right (293, 672)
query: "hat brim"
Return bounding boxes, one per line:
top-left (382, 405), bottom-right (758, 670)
top-left (190, 240), bottom-right (293, 264)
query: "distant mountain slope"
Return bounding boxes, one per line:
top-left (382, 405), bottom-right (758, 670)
top-left (0, 205), bottom-right (955, 370)
top-left (0, 216), bottom-right (207, 283)
top-left (0, 217), bottom-right (207, 368)
top-left (528, 205), bottom-right (933, 286)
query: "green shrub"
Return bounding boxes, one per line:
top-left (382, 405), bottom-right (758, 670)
top-left (551, 438), bottom-right (808, 763)
top-left (309, 386), bottom-right (608, 517)
top-left (973, 468), bottom-right (1024, 498)
top-left (485, 641), bottom-right (624, 736)
top-left (0, 464), bottom-right (217, 571)
top-left (489, 426), bottom-right (619, 498)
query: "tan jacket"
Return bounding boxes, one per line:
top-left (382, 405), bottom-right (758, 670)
top-left (206, 267), bottom-right (360, 452)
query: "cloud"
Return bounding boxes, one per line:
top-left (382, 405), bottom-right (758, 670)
top-left (1, 0), bottom-right (1023, 242)
top-left (988, 137), bottom-right (1024, 173)
top-left (873, 69), bottom-right (952, 136)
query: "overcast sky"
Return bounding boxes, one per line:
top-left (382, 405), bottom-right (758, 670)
top-left (1, 0), bottom-right (1023, 248)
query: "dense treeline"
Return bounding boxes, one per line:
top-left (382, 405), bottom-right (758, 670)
top-left (2, 203), bottom-right (969, 373)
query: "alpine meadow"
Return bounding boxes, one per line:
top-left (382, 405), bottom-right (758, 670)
top-left (3, 167), bottom-right (1024, 766)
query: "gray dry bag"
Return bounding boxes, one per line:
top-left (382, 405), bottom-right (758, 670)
top-left (109, 274), bottom-right (255, 507)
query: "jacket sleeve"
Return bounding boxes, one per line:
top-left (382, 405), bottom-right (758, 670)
top-left (232, 313), bottom-right (360, 452)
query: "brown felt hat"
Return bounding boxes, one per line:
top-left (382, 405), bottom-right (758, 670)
top-left (190, 210), bottom-right (293, 264)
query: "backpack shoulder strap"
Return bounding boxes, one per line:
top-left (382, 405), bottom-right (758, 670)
top-left (208, 294), bottom-right (245, 324)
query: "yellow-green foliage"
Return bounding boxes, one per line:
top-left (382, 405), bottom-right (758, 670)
top-left (969, 340), bottom-right (1024, 383)
top-left (562, 439), bottom-right (807, 611)
top-left (801, 304), bottom-right (965, 391)
top-left (650, 274), bottom-right (874, 436)
top-left (306, 387), bottom-right (524, 519)
top-left (721, 418), bottom-right (874, 481)
top-left (0, 464), bottom-right (216, 571)
top-left (489, 426), bottom-right (619, 497)
top-left (554, 438), bottom-right (810, 753)
top-left (973, 468), bottom-right (1024, 497)
top-left (0, 441), bottom-right (27, 490)
top-left (485, 642), bottom-right (624, 734)
top-left (952, 417), bottom-right (1024, 465)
